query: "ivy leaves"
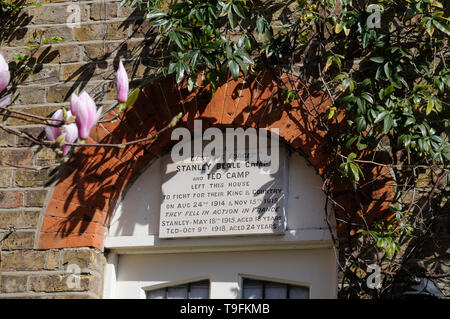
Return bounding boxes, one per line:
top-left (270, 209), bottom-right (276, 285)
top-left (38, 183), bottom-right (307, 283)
top-left (358, 206), bottom-right (413, 257)
top-left (340, 153), bottom-right (364, 182)
top-left (330, 0), bottom-right (450, 166)
top-left (137, 0), bottom-right (253, 87)
top-left (221, 0), bottom-right (246, 29)
top-left (125, 0), bottom-right (450, 168)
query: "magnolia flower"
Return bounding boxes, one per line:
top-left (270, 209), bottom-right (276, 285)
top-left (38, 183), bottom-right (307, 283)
top-left (45, 109), bottom-right (79, 156)
top-left (70, 91), bottom-right (102, 139)
top-left (60, 123), bottom-right (78, 156)
top-left (45, 109), bottom-right (64, 142)
top-left (0, 53), bottom-right (10, 93)
top-left (115, 60), bottom-right (129, 103)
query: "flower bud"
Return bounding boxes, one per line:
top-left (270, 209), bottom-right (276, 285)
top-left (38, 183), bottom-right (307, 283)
top-left (116, 60), bottom-right (129, 103)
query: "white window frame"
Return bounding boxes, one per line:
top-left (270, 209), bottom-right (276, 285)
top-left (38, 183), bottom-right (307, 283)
top-left (143, 277), bottom-right (211, 299)
top-left (239, 274), bottom-right (311, 299)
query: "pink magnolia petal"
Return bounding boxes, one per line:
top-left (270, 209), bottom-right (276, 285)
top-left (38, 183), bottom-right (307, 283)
top-left (0, 93), bottom-right (11, 108)
top-left (75, 91), bottom-right (92, 139)
top-left (0, 54), bottom-right (8, 73)
top-left (64, 123), bottom-right (78, 143)
top-left (0, 70), bottom-right (10, 93)
top-left (46, 109), bottom-right (63, 142)
top-left (60, 123), bottom-right (78, 156)
top-left (116, 60), bottom-right (129, 103)
top-left (60, 145), bottom-right (71, 156)
top-left (45, 125), bottom-right (57, 142)
top-left (88, 106), bottom-right (102, 133)
top-left (85, 92), bottom-right (96, 125)
top-left (69, 93), bottom-right (80, 116)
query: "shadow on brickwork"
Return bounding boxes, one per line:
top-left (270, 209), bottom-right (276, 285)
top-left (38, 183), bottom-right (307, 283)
top-left (41, 70), bottom-right (396, 260)
top-left (338, 165), bottom-right (449, 299)
top-left (63, 7), bottom-right (161, 108)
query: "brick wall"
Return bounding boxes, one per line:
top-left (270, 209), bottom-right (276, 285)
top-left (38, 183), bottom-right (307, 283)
top-left (0, 0), bottom-right (153, 298)
top-left (0, 0), bottom-right (448, 299)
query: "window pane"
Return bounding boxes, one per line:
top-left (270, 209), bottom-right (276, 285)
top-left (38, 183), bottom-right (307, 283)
top-left (289, 286), bottom-right (309, 299)
top-left (243, 278), bottom-right (309, 300)
top-left (265, 282), bottom-right (287, 299)
top-left (167, 285), bottom-right (188, 299)
top-left (189, 280), bottom-right (209, 299)
top-left (189, 286), bottom-right (209, 299)
top-left (243, 279), bottom-right (263, 299)
top-left (147, 280), bottom-right (210, 299)
top-left (146, 289), bottom-right (165, 299)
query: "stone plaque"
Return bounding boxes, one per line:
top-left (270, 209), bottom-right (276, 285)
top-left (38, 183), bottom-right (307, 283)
top-left (159, 149), bottom-right (287, 238)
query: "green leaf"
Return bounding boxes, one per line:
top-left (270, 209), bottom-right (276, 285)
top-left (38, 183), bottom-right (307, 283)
top-left (226, 43), bottom-right (233, 60)
top-left (433, 19), bottom-right (450, 36)
top-left (202, 55), bottom-right (215, 68)
top-left (426, 97), bottom-right (434, 115)
top-left (176, 64), bottom-right (185, 83)
top-left (357, 136), bottom-right (367, 150)
top-left (237, 49), bottom-right (254, 64)
top-left (348, 152), bottom-right (357, 161)
top-left (191, 51), bottom-right (199, 69)
top-left (355, 116), bottom-right (366, 132)
top-left (374, 111), bottom-right (387, 124)
top-left (383, 114), bottom-right (393, 133)
top-left (399, 134), bottom-right (412, 148)
top-left (361, 78), bottom-right (371, 87)
top-left (370, 57), bottom-right (385, 63)
top-left (168, 62), bottom-right (177, 74)
top-left (384, 85), bottom-right (394, 97)
top-left (418, 124), bottom-right (427, 137)
top-left (228, 7), bottom-right (237, 28)
top-left (228, 60), bottom-right (240, 80)
top-left (335, 21), bottom-right (344, 34)
top-left (350, 163), bottom-right (360, 182)
top-left (418, 138), bottom-right (424, 152)
top-left (232, 3), bottom-right (246, 19)
top-left (233, 56), bottom-right (247, 76)
top-left (345, 136), bottom-right (358, 149)
top-left (146, 11), bottom-right (167, 19)
top-left (405, 117), bottom-right (416, 126)
top-left (125, 88), bottom-right (140, 108)
top-left (153, 18), bottom-right (169, 27)
top-left (168, 31), bottom-right (184, 49)
top-left (384, 62), bottom-right (392, 81)
top-left (256, 16), bottom-right (265, 38)
top-left (361, 92), bottom-right (373, 104)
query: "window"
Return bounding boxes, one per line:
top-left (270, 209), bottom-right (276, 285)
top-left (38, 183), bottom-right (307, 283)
top-left (242, 278), bottom-right (309, 299)
top-left (146, 280), bottom-right (210, 299)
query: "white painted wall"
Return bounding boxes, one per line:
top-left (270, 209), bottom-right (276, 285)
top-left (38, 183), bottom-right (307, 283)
top-left (104, 143), bottom-right (337, 299)
top-left (108, 146), bottom-right (333, 239)
top-left (115, 249), bottom-right (337, 299)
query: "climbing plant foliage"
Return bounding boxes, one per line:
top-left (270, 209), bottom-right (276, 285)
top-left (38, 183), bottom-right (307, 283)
top-left (122, 0), bottom-right (449, 168)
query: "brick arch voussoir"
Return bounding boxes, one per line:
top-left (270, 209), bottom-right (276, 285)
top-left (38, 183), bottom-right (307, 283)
top-left (38, 71), bottom-right (395, 250)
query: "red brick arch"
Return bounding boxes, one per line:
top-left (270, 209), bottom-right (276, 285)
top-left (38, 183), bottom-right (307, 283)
top-left (38, 70), bottom-right (395, 250)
